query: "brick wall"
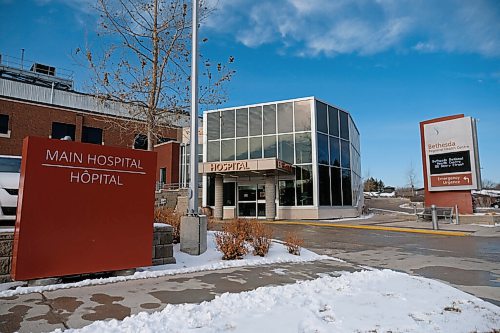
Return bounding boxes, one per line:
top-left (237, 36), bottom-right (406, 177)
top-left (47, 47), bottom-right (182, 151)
top-left (0, 97), bottom-right (179, 156)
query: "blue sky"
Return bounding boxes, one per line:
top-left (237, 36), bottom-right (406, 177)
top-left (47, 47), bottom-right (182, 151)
top-left (1, 0), bottom-right (499, 187)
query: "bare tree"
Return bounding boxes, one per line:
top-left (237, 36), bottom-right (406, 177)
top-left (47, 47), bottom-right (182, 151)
top-left (481, 179), bottom-right (497, 189)
top-left (407, 162), bottom-right (419, 196)
top-left (80, 0), bottom-right (235, 150)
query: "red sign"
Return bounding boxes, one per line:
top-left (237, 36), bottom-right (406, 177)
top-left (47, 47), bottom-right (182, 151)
top-left (11, 137), bottom-right (157, 280)
top-left (430, 173), bottom-right (473, 187)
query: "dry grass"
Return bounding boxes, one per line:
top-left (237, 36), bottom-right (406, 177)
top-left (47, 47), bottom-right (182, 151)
top-left (214, 219), bottom-right (250, 260)
top-left (249, 221), bottom-right (273, 257)
top-left (284, 231), bottom-right (304, 256)
top-left (154, 207), bottom-right (181, 243)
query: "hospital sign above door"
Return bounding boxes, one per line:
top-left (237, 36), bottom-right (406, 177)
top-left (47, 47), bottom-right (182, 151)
top-left (200, 158), bottom-right (293, 174)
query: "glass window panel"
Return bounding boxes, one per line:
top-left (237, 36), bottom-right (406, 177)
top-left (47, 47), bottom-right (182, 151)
top-left (133, 134), bottom-right (148, 150)
top-left (263, 135), bottom-right (277, 158)
top-left (207, 112), bottom-right (220, 140)
top-left (277, 102), bottom-right (293, 133)
top-left (278, 134), bottom-right (294, 164)
top-left (221, 139), bottom-right (235, 161)
top-left (249, 106), bottom-right (262, 136)
top-left (82, 126), bottom-right (103, 145)
top-left (236, 108), bottom-right (248, 137)
top-left (52, 122), bottom-right (76, 140)
top-left (316, 101), bottom-right (328, 134)
top-left (341, 140), bottom-right (350, 169)
top-left (328, 106), bottom-right (339, 137)
top-left (295, 132), bottom-right (312, 164)
top-left (294, 100), bottom-right (311, 131)
top-left (0, 114), bottom-right (9, 134)
top-left (249, 137), bottom-right (262, 159)
top-left (236, 138), bottom-right (248, 160)
top-left (239, 203), bottom-right (256, 217)
top-left (330, 167), bottom-right (342, 205)
top-left (339, 110), bottom-right (349, 140)
top-left (279, 179), bottom-right (295, 206)
top-left (319, 165), bottom-right (331, 206)
top-left (342, 169), bottom-right (352, 206)
top-left (221, 109), bottom-right (235, 139)
top-left (263, 104), bottom-right (276, 134)
top-left (223, 182), bottom-right (235, 206)
top-left (296, 165), bottom-right (313, 206)
top-left (318, 133), bottom-right (329, 165)
top-left (330, 137), bottom-right (340, 167)
top-left (238, 185), bottom-right (257, 201)
top-left (207, 176), bottom-right (215, 206)
top-left (207, 141), bottom-right (220, 162)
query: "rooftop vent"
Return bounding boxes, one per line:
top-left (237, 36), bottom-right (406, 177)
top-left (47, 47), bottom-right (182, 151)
top-left (30, 63), bottom-right (56, 76)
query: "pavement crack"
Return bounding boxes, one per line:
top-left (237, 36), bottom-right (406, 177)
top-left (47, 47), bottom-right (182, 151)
top-left (39, 292), bottom-right (70, 330)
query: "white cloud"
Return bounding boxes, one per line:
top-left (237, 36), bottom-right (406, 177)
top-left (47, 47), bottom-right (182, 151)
top-left (207, 0), bottom-right (500, 57)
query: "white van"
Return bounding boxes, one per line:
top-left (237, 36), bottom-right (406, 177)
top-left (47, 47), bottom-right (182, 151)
top-left (0, 155), bottom-right (21, 223)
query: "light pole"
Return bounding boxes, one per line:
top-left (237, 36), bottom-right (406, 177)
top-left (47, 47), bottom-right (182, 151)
top-left (180, 0), bottom-right (207, 255)
top-left (188, 0), bottom-right (199, 215)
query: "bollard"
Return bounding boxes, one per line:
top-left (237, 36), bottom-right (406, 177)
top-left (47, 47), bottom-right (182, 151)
top-left (413, 203), bottom-right (417, 215)
top-left (455, 205), bottom-right (459, 225)
top-left (431, 204), bottom-right (439, 230)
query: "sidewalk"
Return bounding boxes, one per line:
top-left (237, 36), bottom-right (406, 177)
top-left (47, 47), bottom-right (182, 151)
top-left (0, 260), bottom-right (357, 333)
top-left (270, 211), bottom-right (500, 237)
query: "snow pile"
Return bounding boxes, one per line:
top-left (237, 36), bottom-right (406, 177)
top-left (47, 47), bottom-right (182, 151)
top-left (379, 191), bottom-right (396, 197)
top-left (56, 269), bottom-right (499, 333)
top-left (0, 231), bottom-right (335, 297)
top-left (473, 189), bottom-right (500, 197)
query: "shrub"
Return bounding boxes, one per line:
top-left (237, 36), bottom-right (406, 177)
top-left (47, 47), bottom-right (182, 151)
top-left (284, 231), bottom-right (304, 256)
top-left (154, 207), bottom-right (181, 243)
top-left (249, 221), bottom-right (273, 257)
top-left (214, 218), bottom-right (250, 260)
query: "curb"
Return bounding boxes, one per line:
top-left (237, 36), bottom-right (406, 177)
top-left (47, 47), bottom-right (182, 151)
top-left (264, 221), bottom-right (472, 237)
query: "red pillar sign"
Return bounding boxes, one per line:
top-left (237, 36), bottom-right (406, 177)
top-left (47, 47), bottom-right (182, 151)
top-left (11, 137), bottom-right (157, 281)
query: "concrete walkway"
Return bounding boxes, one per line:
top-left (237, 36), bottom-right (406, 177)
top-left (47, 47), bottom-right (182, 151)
top-left (0, 260), bottom-right (358, 333)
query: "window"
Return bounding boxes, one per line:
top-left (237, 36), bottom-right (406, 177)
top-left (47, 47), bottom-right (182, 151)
top-left (159, 168), bottom-right (167, 184)
top-left (279, 179), bottom-right (295, 206)
top-left (317, 133), bottom-right (329, 165)
top-left (223, 182), bottom-right (236, 206)
top-left (207, 176), bottom-right (215, 206)
top-left (236, 108), bottom-right (248, 137)
top-left (330, 137), bottom-right (340, 167)
top-left (133, 134), bottom-right (148, 150)
top-left (82, 126), bottom-right (103, 145)
top-left (277, 102), bottom-right (293, 133)
top-left (331, 167), bottom-right (342, 206)
top-left (339, 111), bottom-right (349, 140)
top-left (295, 133), bottom-right (311, 164)
top-left (221, 109), bottom-right (235, 139)
top-left (157, 137), bottom-right (173, 144)
top-left (207, 141), bottom-right (220, 162)
top-left (263, 135), bottom-right (276, 158)
top-left (278, 134), bottom-right (294, 164)
top-left (221, 139), bottom-right (235, 161)
top-left (329, 106), bottom-right (339, 137)
top-left (0, 114), bottom-right (9, 135)
top-left (249, 106), bottom-right (262, 136)
top-left (316, 101), bottom-right (328, 134)
top-left (52, 122), bottom-right (76, 140)
top-left (263, 104), bottom-right (276, 134)
top-left (342, 169), bottom-right (352, 205)
top-left (341, 140), bottom-right (350, 169)
top-left (296, 165), bottom-right (313, 205)
top-left (236, 138), bottom-right (248, 160)
top-left (249, 137), bottom-right (262, 159)
top-left (318, 165), bottom-right (331, 206)
top-left (207, 112), bottom-right (220, 140)
top-left (294, 100), bottom-right (311, 131)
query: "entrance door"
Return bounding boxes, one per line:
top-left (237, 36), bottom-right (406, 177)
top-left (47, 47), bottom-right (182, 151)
top-left (238, 184), bottom-right (266, 218)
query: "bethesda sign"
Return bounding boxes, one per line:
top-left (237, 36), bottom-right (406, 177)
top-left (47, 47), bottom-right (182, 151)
top-left (422, 116), bottom-right (480, 192)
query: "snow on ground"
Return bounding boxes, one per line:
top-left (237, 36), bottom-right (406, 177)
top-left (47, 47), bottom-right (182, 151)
top-left (321, 214), bottom-right (374, 223)
top-left (0, 231), bottom-right (335, 297)
top-left (55, 269), bottom-right (500, 333)
top-left (473, 189), bottom-right (500, 197)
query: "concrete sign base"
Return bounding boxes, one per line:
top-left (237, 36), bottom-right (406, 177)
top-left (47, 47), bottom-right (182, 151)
top-left (180, 215), bottom-right (208, 255)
